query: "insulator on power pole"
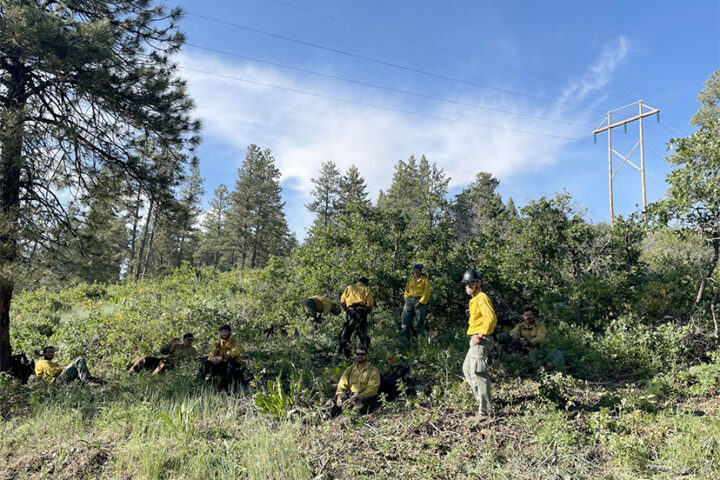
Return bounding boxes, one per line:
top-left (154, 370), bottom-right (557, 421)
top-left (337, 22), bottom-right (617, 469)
top-left (594, 133), bottom-right (597, 143)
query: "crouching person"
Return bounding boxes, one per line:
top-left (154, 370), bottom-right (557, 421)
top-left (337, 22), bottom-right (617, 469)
top-left (34, 346), bottom-right (103, 386)
top-left (128, 333), bottom-right (197, 374)
top-left (197, 324), bottom-right (245, 391)
top-left (326, 346), bottom-right (380, 415)
top-left (497, 307), bottom-right (546, 354)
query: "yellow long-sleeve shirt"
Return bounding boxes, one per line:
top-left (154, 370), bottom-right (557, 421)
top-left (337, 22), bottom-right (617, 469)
top-left (159, 342), bottom-right (198, 363)
top-left (404, 276), bottom-right (430, 304)
top-left (510, 321), bottom-right (547, 345)
top-left (209, 337), bottom-right (244, 362)
top-left (340, 282), bottom-right (374, 312)
top-left (467, 291), bottom-right (497, 336)
top-left (310, 295), bottom-right (333, 314)
top-left (35, 359), bottom-right (62, 379)
top-left (335, 363), bottom-right (381, 398)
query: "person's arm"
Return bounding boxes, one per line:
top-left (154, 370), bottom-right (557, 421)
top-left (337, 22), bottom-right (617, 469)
top-left (404, 278), bottom-right (411, 300)
top-left (227, 340), bottom-right (244, 361)
top-left (335, 367), bottom-right (351, 398)
top-left (367, 290), bottom-right (374, 313)
top-left (509, 323), bottom-right (521, 339)
top-left (159, 339), bottom-right (178, 355)
top-left (419, 278), bottom-right (430, 305)
top-left (358, 368), bottom-right (381, 398)
top-left (530, 325), bottom-right (547, 345)
top-left (208, 341), bottom-right (220, 358)
top-left (340, 288), bottom-right (348, 311)
top-left (476, 295), bottom-right (497, 336)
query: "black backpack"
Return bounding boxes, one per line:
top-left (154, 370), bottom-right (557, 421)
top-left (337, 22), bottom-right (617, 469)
top-left (379, 361), bottom-right (411, 401)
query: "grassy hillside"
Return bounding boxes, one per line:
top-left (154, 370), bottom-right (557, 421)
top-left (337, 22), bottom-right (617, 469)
top-left (2, 266), bottom-right (720, 479)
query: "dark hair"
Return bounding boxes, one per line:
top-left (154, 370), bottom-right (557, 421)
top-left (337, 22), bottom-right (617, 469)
top-left (356, 344), bottom-right (368, 353)
top-left (219, 324), bottom-right (232, 332)
top-left (523, 307), bottom-right (539, 316)
top-left (357, 277), bottom-right (369, 285)
top-left (183, 333), bottom-right (194, 340)
top-left (42, 346), bottom-right (55, 354)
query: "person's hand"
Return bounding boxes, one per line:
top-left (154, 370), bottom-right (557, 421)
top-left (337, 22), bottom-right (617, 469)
top-left (209, 356), bottom-right (222, 364)
top-left (414, 301), bottom-right (421, 308)
top-left (520, 339), bottom-right (528, 346)
top-left (511, 335), bottom-right (519, 341)
top-left (170, 338), bottom-right (179, 345)
top-left (472, 334), bottom-right (483, 344)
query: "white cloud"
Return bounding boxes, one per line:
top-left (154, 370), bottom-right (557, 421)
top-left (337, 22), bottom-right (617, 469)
top-left (178, 39), bottom-right (628, 229)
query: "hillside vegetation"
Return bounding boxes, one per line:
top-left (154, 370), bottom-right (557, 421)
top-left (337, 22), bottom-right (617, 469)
top-left (2, 264), bottom-right (719, 479)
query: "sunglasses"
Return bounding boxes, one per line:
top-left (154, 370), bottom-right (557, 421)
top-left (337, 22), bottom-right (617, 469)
top-left (355, 352), bottom-right (367, 356)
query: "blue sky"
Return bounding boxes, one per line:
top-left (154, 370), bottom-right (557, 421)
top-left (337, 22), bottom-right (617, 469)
top-left (174, 0), bottom-right (719, 238)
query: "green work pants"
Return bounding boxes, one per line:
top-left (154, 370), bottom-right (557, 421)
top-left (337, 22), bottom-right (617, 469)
top-left (462, 336), bottom-right (494, 416)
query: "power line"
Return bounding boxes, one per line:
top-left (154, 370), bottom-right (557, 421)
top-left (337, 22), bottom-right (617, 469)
top-left (186, 43), bottom-right (595, 129)
top-left (185, 11), bottom-right (607, 114)
top-left (178, 65), bottom-right (595, 143)
top-left (262, 0), bottom-right (641, 105)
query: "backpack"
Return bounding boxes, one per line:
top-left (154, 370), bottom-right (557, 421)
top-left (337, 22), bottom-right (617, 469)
top-left (379, 360), bottom-right (411, 401)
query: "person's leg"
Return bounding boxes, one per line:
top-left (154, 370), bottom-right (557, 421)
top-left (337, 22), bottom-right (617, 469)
top-left (416, 303), bottom-right (427, 338)
top-left (352, 396), bottom-right (379, 414)
top-left (357, 310), bottom-right (370, 348)
top-left (225, 358), bottom-right (244, 390)
top-left (337, 313), bottom-right (354, 358)
top-left (470, 339), bottom-right (493, 416)
top-left (401, 297), bottom-right (416, 340)
top-left (196, 358), bottom-right (210, 381)
top-left (129, 356), bottom-right (162, 373)
top-left (152, 358), bottom-right (172, 375)
top-left (60, 358), bottom-right (96, 383)
top-left (304, 299), bottom-right (319, 322)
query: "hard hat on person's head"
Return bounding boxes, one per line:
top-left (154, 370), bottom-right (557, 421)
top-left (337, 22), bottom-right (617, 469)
top-left (413, 263), bottom-right (423, 270)
top-left (461, 269), bottom-right (482, 283)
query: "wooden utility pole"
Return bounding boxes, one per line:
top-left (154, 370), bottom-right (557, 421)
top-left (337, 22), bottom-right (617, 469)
top-left (593, 100), bottom-right (659, 227)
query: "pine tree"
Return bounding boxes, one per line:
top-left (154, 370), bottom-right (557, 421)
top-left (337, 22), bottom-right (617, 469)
top-left (195, 184), bottom-right (231, 269)
top-left (227, 145), bottom-right (290, 269)
top-left (0, 1), bottom-right (199, 369)
top-left (307, 161), bottom-right (341, 228)
top-left (337, 165), bottom-right (370, 211)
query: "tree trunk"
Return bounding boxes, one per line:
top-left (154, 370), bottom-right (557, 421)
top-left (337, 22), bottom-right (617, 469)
top-left (134, 196), bottom-right (155, 280)
top-left (0, 72), bottom-right (27, 370)
top-left (141, 211), bottom-right (158, 278)
top-left (127, 190), bottom-right (143, 278)
top-left (695, 239), bottom-right (719, 307)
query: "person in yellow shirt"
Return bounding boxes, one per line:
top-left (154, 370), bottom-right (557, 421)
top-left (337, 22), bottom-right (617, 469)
top-left (327, 345), bottom-right (381, 415)
top-left (197, 324), bottom-right (245, 391)
top-left (34, 346), bottom-right (102, 385)
top-left (338, 277), bottom-right (374, 358)
top-left (127, 333), bottom-right (198, 374)
top-left (304, 295), bottom-right (342, 323)
top-left (461, 269), bottom-right (497, 420)
top-left (498, 307), bottom-right (547, 354)
top-left (401, 263), bottom-right (430, 340)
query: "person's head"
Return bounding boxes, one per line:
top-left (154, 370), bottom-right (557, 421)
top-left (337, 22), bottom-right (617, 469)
top-left (412, 263), bottom-right (423, 278)
top-left (357, 277), bottom-right (369, 286)
top-left (461, 269), bottom-right (482, 295)
top-left (522, 307), bottom-right (539, 325)
top-left (354, 346), bottom-right (368, 364)
top-left (218, 324), bottom-right (232, 340)
top-left (182, 333), bottom-right (195, 347)
top-left (41, 346), bottom-right (55, 360)
top-left (330, 303), bottom-right (342, 315)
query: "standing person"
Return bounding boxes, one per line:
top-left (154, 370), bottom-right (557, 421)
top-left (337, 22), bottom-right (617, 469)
top-left (338, 277), bottom-right (374, 358)
top-left (304, 295), bottom-right (342, 323)
top-left (34, 346), bottom-right (103, 385)
top-left (460, 269), bottom-right (497, 421)
top-left (128, 333), bottom-right (198, 374)
top-left (197, 325), bottom-right (245, 390)
top-left (327, 345), bottom-right (381, 415)
top-left (401, 263), bottom-right (430, 340)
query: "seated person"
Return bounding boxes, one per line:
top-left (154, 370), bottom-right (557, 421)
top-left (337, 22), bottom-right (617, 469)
top-left (34, 346), bottom-right (103, 385)
top-left (197, 324), bottom-right (245, 390)
top-left (499, 307), bottom-right (546, 353)
top-left (304, 295), bottom-right (342, 323)
top-left (327, 345), bottom-right (381, 415)
top-left (128, 333), bottom-right (197, 374)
